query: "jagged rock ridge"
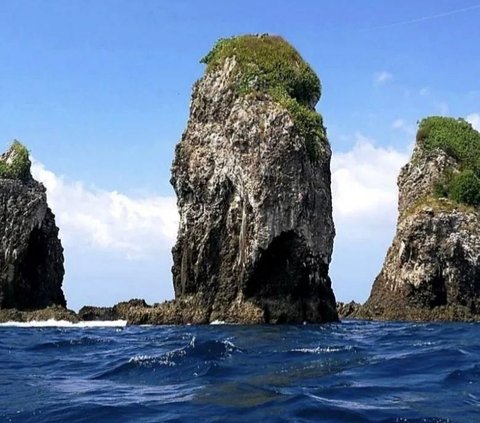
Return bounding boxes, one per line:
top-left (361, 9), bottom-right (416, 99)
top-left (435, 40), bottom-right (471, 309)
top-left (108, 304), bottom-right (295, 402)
top-left (359, 117), bottom-right (480, 321)
top-left (166, 34), bottom-right (337, 324)
top-left (0, 141), bottom-right (65, 311)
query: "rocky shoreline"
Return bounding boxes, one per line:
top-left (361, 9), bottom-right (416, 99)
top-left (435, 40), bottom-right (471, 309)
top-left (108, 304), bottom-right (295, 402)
top-left (3, 299), bottom-right (480, 325)
top-left (336, 301), bottom-right (480, 323)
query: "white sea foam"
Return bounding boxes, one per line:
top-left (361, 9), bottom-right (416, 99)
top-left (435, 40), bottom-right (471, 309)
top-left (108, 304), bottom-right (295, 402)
top-left (291, 346), bottom-right (348, 354)
top-left (128, 354), bottom-right (155, 363)
top-left (0, 319), bottom-right (127, 328)
top-left (210, 320), bottom-right (226, 325)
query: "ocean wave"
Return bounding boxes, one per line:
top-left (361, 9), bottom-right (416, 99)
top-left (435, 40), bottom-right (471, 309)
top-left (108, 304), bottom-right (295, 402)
top-left (30, 336), bottom-right (113, 350)
top-left (2, 321), bottom-right (478, 421)
top-left (95, 337), bottom-right (242, 384)
top-left (444, 363), bottom-right (480, 384)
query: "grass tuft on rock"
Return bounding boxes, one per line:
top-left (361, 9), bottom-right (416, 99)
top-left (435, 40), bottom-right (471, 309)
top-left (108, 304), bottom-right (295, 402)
top-left (201, 34), bottom-right (326, 162)
top-left (0, 140), bottom-right (31, 180)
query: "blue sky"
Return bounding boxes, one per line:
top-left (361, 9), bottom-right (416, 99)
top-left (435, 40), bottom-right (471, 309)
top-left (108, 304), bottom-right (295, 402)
top-left (1, 0), bottom-right (480, 310)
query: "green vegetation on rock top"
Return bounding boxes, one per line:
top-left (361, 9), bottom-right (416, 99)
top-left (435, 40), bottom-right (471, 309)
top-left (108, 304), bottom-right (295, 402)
top-left (0, 140), bottom-right (31, 180)
top-left (201, 34), bottom-right (320, 105)
top-left (201, 34), bottom-right (326, 161)
top-left (417, 116), bottom-right (480, 169)
top-left (417, 116), bottom-right (480, 207)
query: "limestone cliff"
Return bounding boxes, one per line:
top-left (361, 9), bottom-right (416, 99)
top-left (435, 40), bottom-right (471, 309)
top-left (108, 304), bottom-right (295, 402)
top-left (168, 34), bottom-right (337, 323)
top-left (360, 117), bottom-right (480, 321)
top-left (0, 141), bottom-right (65, 311)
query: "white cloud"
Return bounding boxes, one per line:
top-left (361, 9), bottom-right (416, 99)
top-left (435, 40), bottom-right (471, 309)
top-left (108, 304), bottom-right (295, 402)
top-left (374, 71), bottom-right (393, 85)
top-left (467, 113), bottom-right (480, 131)
top-left (331, 134), bottom-right (410, 238)
top-left (31, 160), bottom-right (179, 260)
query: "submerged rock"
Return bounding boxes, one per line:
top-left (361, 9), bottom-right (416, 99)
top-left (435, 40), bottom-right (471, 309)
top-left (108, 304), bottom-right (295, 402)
top-left (359, 117), bottom-right (480, 321)
top-left (161, 34), bottom-right (337, 324)
top-left (0, 141), bottom-right (66, 311)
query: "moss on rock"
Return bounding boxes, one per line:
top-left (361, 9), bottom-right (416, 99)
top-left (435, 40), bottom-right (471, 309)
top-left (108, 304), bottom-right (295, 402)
top-left (201, 34), bottom-right (326, 161)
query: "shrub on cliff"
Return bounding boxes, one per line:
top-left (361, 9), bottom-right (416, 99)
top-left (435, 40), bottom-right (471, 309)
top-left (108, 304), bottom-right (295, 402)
top-left (449, 170), bottom-right (480, 206)
top-left (0, 141), bottom-right (31, 180)
top-left (201, 34), bottom-right (326, 161)
top-left (418, 116), bottom-right (480, 170)
top-left (417, 117), bottom-right (480, 207)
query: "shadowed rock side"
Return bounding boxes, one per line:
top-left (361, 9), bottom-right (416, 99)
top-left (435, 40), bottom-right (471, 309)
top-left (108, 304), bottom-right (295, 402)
top-left (144, 34), bottom-right (337, 324)
top-left (0, 141), bottom-right (66, 318)
top-left (357, 117), bottom-right (480, 322)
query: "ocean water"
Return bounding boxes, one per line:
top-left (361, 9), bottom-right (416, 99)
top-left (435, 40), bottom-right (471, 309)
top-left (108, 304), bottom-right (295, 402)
top-left (1, 320), bottom-right (479, 423)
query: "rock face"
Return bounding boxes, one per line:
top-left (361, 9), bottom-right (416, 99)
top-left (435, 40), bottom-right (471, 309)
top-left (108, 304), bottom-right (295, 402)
top-left (169, 35), bottom-right (337, 323)
top-left (0, 141), bottom-right (65, 311)
top-left (360, 117), bottom-right (480, 321)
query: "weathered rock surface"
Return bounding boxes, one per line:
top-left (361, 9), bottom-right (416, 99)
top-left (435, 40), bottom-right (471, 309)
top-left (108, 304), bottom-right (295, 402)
top-left (161, 35), bottom-right (338, 324)
top-left (0, 142), bottom-right (66, 311)
top-left (359, 118), bottom-right (480, 321)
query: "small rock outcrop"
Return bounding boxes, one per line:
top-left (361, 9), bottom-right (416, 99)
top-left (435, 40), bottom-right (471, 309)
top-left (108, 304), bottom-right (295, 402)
top-left (79, 299), bottom-right (149, 321)
top-left (360, 117), bottom-right (480, 321)
top-left (336, 301), bottom-right (362, 319)
top-left (167, 34), bottom-right (337, 324)
top-left (0, 306), bottom-right (78, 323)
top-left (0, 141), bottom-right (66, 311)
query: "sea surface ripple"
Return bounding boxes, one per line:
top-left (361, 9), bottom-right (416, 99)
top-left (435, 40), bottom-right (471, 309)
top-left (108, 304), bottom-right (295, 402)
top-left (1, 320), bottom-right (480, 422)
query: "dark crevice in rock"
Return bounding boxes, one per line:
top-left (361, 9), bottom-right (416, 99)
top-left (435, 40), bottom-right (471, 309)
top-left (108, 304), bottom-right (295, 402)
top-left (406, 276), bottom-right (447, 309)
top-left (13, 220), bottom-right (64, 310)
top-left (16, 227), bottom-right (53, 309)
top-left (246, 231), bottom-right (309, 299)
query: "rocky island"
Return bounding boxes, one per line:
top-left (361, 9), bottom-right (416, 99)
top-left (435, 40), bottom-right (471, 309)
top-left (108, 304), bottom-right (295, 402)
top-left (357, 117), bottom-right (480, 321)
top-left (0, 142), bottom-right (77, 323)
top-left (88, 34), bottom-right (338, 324)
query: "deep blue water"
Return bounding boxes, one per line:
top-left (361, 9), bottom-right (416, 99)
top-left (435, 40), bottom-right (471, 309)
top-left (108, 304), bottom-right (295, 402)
top-left (1, 320), bottom-right (480, 422)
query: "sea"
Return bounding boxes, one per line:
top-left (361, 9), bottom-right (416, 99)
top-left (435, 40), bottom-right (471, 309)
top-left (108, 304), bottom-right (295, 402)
top-left (1, 319), bottom-right (479, 423)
